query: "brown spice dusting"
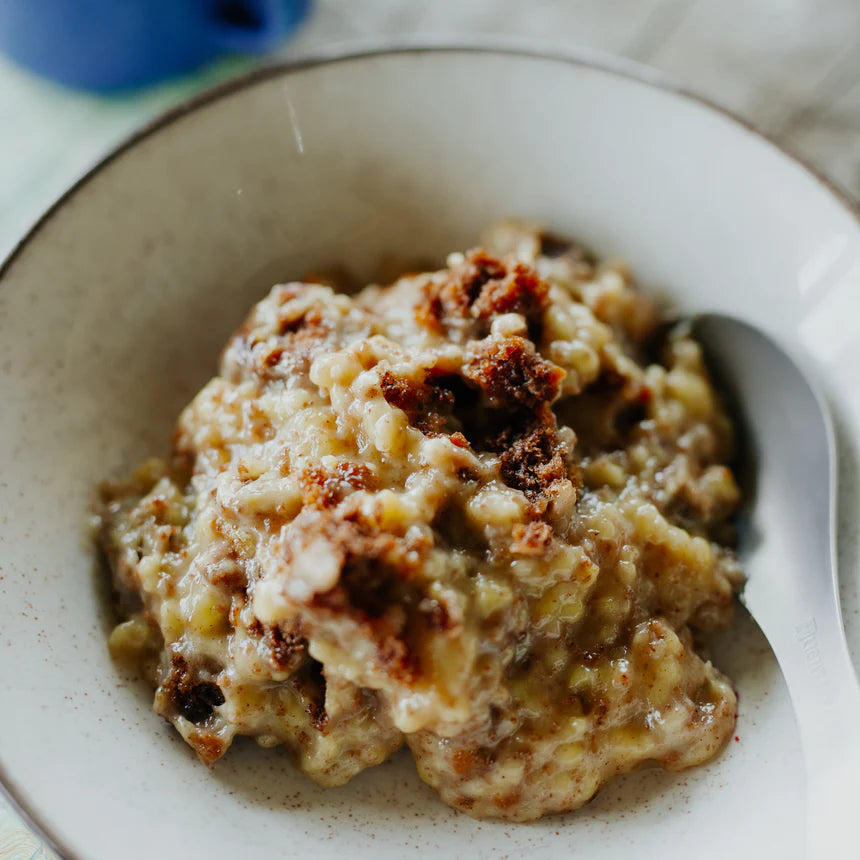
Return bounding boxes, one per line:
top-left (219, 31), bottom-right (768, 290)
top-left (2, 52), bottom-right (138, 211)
top-left (380, 370), bottom-right (455, 435)
top-left (452, 748), bottom-right (478, 775)
top-left (440, 250), bottom-right (506, 319)
top-left (374, 632), bottom-right (420, 684)
top-left (380, 370), bottom-right (480, 439)
top-left (486, 406), bottom-right (571, 505)
top-left (269, 311), bottom-right (331, 378)
top-left (232, 302), bottom-right (332, 382)
top-left (511, 521), bottom-right (553, 556)
top-left (416, 249), bottom-right (550, 337)
top-left (207, 564), bottom-right (245, 590)
top-left (415, 288), bottom-right (445, 334)
top-left (264, 625), bottom-right (306, 673)
top-left (299, 462), bottom-right (376, 509)
top-left (261, 345), bottom-right (285, 368)
top-left (282, 507), bottom-right (433, 684)
top-left (296, 508), bottom-right (426, 620)
top-left (188, 728), bottom-right (227, 764)
top-left (471, 260), bottom-right (549, 327)
top-left (463, 336), bottom-right (565, 409)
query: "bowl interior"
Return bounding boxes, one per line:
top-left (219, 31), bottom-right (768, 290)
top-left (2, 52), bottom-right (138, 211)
top-left (2, 47), bottom-right (859, 860)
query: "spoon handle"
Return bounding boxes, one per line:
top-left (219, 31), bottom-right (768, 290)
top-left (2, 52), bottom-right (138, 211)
top-left (767, 610), bottom-right (860, 860)
top-left (742, 510), bottom-right (860, 860)
top-left (807, 731), bottom-right (860, 860)
top-left (742, 508), bottom-right (860, 860)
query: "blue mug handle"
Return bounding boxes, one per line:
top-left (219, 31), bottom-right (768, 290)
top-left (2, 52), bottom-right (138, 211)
top-left (205, 0), bottom-right (310, 53)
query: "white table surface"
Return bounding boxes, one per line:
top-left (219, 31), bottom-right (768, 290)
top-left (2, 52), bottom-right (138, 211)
top-left (1, 0), bottom-right (858, 855)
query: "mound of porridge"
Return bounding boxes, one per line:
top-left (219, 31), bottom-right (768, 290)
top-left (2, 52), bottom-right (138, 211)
top-left (99, 220), bottom-right (743, 820)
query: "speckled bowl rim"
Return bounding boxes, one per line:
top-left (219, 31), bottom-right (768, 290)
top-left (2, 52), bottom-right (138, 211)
top-left (1, 36), bottom-right (858, 859)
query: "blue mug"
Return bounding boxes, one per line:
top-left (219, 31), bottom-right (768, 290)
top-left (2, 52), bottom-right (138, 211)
top-left (0, 0), bottom-right (310, 92)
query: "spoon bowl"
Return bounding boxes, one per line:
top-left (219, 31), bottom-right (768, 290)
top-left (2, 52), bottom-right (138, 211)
top-left (693, 313), bottom-right (860, 860)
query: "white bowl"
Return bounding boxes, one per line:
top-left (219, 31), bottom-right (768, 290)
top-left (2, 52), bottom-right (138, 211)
top-left (1, 42), bottom-right (858, 860)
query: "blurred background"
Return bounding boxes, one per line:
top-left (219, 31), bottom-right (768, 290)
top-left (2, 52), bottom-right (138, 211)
top-left (0, 0), bottom-right (858, 263)
top-left (0, 0), bottom-right (858, 854)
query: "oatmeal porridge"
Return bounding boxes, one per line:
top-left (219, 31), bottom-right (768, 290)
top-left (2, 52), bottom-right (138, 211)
top-left (99, 220), bottom-right (743, 820)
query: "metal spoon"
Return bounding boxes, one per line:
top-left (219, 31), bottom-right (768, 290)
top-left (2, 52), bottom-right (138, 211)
top-left (693, 314), bottom-right (860, 860)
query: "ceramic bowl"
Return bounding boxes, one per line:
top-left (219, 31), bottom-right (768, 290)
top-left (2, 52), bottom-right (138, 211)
top-left (1, 42), bottom-right (858, 860)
